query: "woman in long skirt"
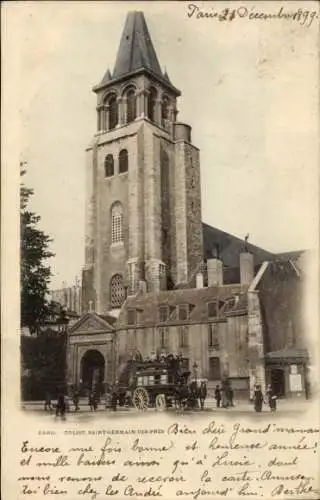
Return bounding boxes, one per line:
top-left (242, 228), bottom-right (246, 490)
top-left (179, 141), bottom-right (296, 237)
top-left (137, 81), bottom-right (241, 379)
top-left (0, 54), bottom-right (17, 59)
top-left (253, 385), bottom-right (264, 412)
top-left (266, 384), bottom-right (277, 412)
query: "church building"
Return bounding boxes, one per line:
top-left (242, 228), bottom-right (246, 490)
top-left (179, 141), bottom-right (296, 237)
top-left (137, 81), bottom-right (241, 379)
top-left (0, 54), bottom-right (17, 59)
top-left (67, 11), bottom-right (309, 400)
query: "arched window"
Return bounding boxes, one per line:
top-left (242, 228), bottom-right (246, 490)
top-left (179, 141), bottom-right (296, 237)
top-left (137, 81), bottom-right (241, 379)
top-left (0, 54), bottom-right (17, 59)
top-left (119, 149), bottom-right (128, 174)
top-left (111, 202), bottom-right (123, 244)
top-left (161, 96), bottom-right (170, 127)
top-left (147, 87), bottom-right (157, 122)
top-left (126, 88), bottom-right (136, 123)
top-left (110, 274), bottom-right (125, 308)
top-left (104, 154), bottom-right (114, 177)
top-left (107, 94), bottom-right (118, 130)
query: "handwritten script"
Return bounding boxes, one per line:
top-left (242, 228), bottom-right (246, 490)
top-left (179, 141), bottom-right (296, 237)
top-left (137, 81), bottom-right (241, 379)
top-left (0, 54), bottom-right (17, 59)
top-left (186, 4), bottom-right (318, 28)
top-left (17, 420), bottom-right (320, 499)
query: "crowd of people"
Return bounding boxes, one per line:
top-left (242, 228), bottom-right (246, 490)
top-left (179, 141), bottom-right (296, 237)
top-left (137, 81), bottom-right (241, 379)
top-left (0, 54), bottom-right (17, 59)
top-left (253, 384), bottom-right (277, 412)
top-left (214, 383), bottom-right (234, 408)
top-left (43, 384), bottom-right (120, 418)
top-left (43, 381), bottom-right (277, 416)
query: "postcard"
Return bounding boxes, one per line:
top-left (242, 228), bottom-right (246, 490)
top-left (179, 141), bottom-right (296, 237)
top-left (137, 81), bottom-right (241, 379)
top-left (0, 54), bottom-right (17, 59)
top-left (2, 1), bottom-right (320, 499)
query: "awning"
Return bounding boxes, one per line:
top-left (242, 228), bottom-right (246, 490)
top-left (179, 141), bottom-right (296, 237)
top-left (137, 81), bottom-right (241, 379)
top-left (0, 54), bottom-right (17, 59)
top-left (265, 347), bottom-right (309, 363)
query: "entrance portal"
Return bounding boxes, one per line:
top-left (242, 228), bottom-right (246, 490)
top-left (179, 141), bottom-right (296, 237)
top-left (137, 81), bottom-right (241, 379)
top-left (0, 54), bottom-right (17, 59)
top-left (270, 368), bottom-right (285, 397)
top-left (81, 350), bottom-right (105, 393)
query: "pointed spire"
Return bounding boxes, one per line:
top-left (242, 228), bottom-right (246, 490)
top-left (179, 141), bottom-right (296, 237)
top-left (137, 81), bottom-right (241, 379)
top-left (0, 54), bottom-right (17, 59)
top-left (93, 11), bottom-right (180, 96)
top-left (163, 67), bottom-right (171, 83)
top-left (113, 11), bottom-right (162, 79)
top-left (99, 68), bottom-right (112, 87)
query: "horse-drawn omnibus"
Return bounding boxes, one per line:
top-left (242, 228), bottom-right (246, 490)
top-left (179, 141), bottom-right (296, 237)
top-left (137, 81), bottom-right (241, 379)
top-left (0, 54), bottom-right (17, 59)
top-left (116, 355), bottom-right (207, 411)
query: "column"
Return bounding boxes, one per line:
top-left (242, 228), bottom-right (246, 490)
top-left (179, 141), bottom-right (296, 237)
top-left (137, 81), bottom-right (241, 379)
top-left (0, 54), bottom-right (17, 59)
top-left (96, 106), bottom-right (102, 131)
top-left (104, 105), bottom-right (110, 131)
top-left (144, 89), bottom-right (150, 119)
top-left (117, 97), bottom-right (125, 127)
top-left (155, 98), bottom-right (162, 126)
top-left (137, 91), bottom-right (145, 118)
top-left (143, 90), bottom-right (149, 118)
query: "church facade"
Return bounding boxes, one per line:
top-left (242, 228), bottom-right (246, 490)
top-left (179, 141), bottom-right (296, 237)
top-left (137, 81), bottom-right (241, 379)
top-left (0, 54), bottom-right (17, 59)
top-left (67, 11), bottom-right (309, 400)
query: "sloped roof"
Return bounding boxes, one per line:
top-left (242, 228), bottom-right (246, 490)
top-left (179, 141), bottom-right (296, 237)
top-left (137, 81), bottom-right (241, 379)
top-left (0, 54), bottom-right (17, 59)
top-left (118, 284), bottom-right (249, 327)
top-left (203, 222), bottom-right (274, 268)
top-left (113, 12), bottom-right (162, 80)
top-left (274, 250), bottom-right (304, 261)
top-left (99, 68), bottom-right (112, 87)
top-left (98, 314), bottom-right (117, 327)
top-left (94, 12), bottom-right (180, 95)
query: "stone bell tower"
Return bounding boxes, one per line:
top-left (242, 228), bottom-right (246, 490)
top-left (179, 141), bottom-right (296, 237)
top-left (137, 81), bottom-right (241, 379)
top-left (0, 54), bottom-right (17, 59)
top-left (82, 11), bottom-right (203, 314)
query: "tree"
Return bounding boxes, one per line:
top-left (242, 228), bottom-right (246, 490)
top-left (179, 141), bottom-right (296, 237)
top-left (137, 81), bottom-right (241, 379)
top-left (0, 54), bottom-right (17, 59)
top-left (21, 329), bottom-right (67, 400)
top-left (20, 162), bottom-right (55, 334)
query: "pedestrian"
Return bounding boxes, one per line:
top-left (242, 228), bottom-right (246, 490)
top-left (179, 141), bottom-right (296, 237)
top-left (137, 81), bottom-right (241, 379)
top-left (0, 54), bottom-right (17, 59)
top-left (93, 391), bottom-right (98, 411)
top-left (72, 390), bottom-right (80, 412)
top-left (88, 392), bottom-right (94, 411)
top-left (266, 384), bottom-right (277, 412)
top-left (64, 394), bottom-right (70, 413)
top-left (55, 393), bottom-right (66, 419)
top-left (228, 384), bottom-right (234, 407)
top-left (199, 381), bottom-right (207, 410)
top-left (214, 384), bottom-right (221, 408)
top-left (111, 384), bottom-right (118, 412)
top-left (105, 391), bottom-right (112, 409)
top-left (44, 392), bottom-right (52, 412)
top-left (222, 387), bottom-right (229, 408)
top-left (253, 385), bottom-right (264, 412)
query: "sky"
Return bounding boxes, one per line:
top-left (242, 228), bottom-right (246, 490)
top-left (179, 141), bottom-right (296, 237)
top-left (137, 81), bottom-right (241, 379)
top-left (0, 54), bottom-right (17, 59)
top-left (5, 1), bottom-right (319, 289)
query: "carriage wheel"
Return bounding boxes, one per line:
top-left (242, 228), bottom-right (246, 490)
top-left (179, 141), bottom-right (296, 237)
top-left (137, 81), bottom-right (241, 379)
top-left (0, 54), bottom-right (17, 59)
top-left (132, 387), bottom-right (149, 411)
top-left (155, 394), bottom-right (166, 411)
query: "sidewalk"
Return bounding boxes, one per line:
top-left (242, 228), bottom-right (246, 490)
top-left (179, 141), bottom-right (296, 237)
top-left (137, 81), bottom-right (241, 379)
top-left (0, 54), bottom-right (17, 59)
top-left (21, 397), bottom-right (311, 413)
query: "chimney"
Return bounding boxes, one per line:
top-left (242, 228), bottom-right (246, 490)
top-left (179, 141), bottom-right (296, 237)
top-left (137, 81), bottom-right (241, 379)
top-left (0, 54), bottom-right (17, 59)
top-left (207, 245), bottom-right (223, 286)
top-left (207, 259), bottom-right (223, 286)
top-left (196, 273), bottom-right (204, 289)
top-left (88, 300), bottom-right (94, 312)
top-left (240, 252), bottom-right (254, 284)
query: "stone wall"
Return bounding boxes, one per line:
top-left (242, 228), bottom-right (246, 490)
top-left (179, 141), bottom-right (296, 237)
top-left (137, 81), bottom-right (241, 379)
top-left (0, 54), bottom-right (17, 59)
top-left (184, 143), bottom-right (203, 286)
top-left (116, 314), bottom-right (249, 386)
top-left (258, 262), bottom-right (304, 352)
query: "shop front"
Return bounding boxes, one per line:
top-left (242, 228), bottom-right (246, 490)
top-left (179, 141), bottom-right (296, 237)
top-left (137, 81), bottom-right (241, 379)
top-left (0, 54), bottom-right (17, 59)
top-left (265, 348), bottom-right (309, 399)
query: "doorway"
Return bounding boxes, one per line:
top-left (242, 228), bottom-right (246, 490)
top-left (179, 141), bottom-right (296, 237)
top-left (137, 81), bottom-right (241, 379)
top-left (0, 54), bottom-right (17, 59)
top-left (270, 368), bottom-right (285, 397)
top-left (81, 350), bottom-right (105, 393)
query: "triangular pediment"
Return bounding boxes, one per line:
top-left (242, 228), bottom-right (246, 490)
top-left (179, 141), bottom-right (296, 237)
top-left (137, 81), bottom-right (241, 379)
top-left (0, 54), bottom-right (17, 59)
top-left (69, 312), bottom-right (115, 334)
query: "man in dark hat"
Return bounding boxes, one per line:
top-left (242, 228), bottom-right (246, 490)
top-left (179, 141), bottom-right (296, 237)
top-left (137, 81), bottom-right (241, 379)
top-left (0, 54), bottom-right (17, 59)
top-left (253, 385), bottom-right (264, 412)
top-left (214, 384), bottom-right (221, 408)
